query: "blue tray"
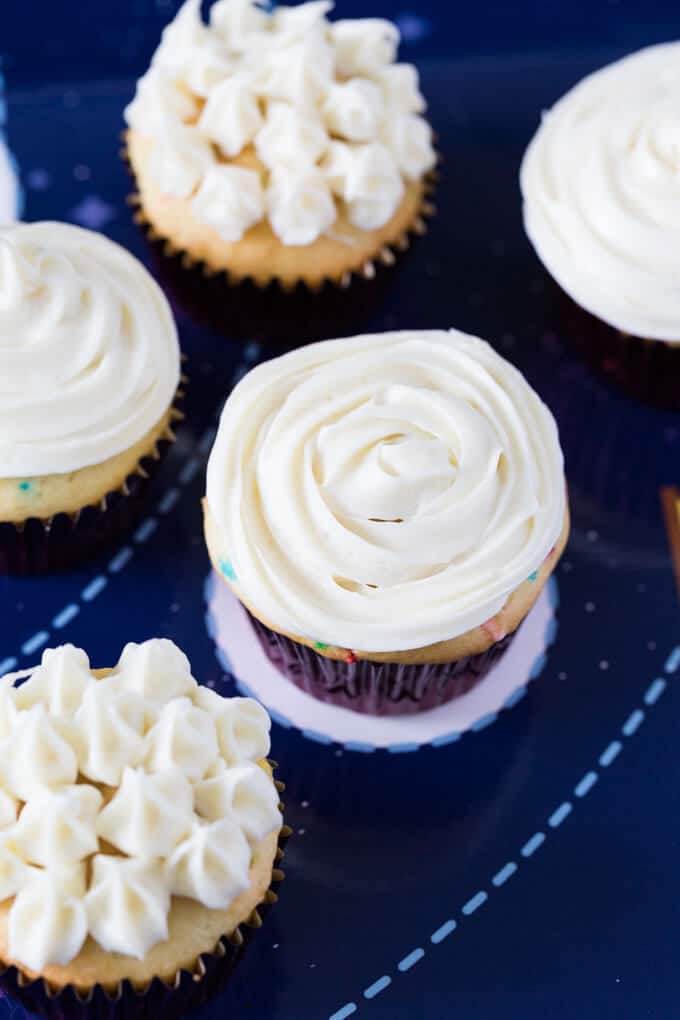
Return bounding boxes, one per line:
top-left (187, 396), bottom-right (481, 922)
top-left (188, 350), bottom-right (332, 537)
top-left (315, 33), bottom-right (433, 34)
top-left (1, 44), bottom-right (679, 1020)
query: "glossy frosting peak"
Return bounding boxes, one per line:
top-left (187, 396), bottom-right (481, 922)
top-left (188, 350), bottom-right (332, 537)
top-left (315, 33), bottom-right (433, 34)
top-left (0, 641), bottom-right (281, 970)
top-left (206, 330), bottom-right (566, 652)
top-left (0, 222), bottom-right (180, 478)
top-left (521, 42), bottom-right (680, 342)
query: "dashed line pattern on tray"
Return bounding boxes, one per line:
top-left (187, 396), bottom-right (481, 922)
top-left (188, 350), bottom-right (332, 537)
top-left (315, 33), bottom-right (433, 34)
top-left (326, 645), bottom-right (680, 1020)
top-left (2, 423), bottom-right (216, 671)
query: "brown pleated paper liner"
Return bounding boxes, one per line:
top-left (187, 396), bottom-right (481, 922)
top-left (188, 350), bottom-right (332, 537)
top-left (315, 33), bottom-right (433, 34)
top-left (555, 282), bottom-right (680, 411)
top-left (121, 133), bottom-right (439, 348)
top-left (0, 778), bottom-right (291, 1020)
top-left (249, 614), bottom-right (517, 717)
top-left (0, 382), bottom-right (186, 576)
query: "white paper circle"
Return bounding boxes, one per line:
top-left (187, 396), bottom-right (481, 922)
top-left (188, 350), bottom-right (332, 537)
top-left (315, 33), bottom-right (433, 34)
top-left (205, 572), bottom-right (559, 753)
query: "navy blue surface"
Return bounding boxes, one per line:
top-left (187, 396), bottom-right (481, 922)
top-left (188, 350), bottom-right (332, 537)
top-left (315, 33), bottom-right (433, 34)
top-left (2, 0), bottom-right (680, 83)
top-left (0, 9), bottom-right (679, 1020)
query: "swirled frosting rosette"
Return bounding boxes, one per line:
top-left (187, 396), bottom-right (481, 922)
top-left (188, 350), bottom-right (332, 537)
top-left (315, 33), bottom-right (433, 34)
top-left (520, 43), bottom-right (680, 406)
top-left (205, 330), bottom-right (569, 715)
top-left (0, 222), bottom-right (182, 574)
top-left (0, 641), bottom-right (284, 1008)
top-left (124, 0), bottom-right (436, 290)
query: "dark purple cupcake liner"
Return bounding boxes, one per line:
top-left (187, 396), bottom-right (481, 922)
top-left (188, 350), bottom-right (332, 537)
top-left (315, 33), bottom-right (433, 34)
top-left (121, 134), bottom-right (439, 349)
top-left (249, 615), bottom-right (517, 717)
top-left (0, 784), bottom-right (290, 1020)
top-left (0, 387), bottom-right (185, 577)
top-left (556, 282), bottom-right (679, 411)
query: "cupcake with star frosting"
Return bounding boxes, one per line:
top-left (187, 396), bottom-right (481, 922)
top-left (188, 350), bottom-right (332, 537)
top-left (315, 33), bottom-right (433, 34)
top-left (124, 0), bottom-right (437, 340)
top-left (0, 639), bottom-right (286, 1016)
top-left (520, 42), bottom-right (680, 409)
top-left (0, 221), bottom-right (183, 575)
top-left (204, 329), bottom-right (569, 716)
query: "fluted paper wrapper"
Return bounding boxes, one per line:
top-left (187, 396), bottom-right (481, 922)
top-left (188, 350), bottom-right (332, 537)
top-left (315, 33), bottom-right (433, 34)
top-left (556, 282), bottom-right (679, 410)
top-left (0, 788), bottom-right (290, 1020)
top-left (122, 136), bottom-right (439, 348)
top-left (0, 388), bottom-right (185, 576)
top-left (249, 615), bottom-right (517, 717)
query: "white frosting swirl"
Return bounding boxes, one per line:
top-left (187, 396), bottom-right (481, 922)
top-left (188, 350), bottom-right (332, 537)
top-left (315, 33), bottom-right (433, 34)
top-left (267, 167), bottom-right (336, 246)
top-left (323, 141), bottom-right (404, 230)
top-left (13, 786), bottom-right (102, 868)
top-left (96, 767), bottom-right (194, 857)
top-left (144, 699), bottom-right (219, 779)
top-left (9, 866), bottom-right (88, 972)
top-left (198, 74), bottom-right (263, 157)
top-left (206, 330), bottom-right (566, 653)
top-left (0, 641), bottom-right (280, 971)
top-left (126, 0), bottom-right (434, 245)
top-left (194, 761), bottom-right (283, 843)
top-left (168, 818), bottom-right (251, 909)
top-left (192, 165), bottom-right (265, 242)
top-left (254, 102), bottom-right (329, 173)
top-left (0, 222), bottom-right (180, 479)
top-left (520, 42), bottom-right (680, 342)
top-left (86, 857), bottom-right (169, 960)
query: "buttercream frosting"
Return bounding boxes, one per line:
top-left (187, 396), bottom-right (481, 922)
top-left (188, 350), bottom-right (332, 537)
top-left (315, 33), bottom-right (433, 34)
top-left (520, 42), bottom-right (680, 343)
top-left (0, 222), bottom-right (180, 479)
top-left (0, 641), bottom-right (281, 970)
top-left (206, 329), bottom-right (566, 653)
top-left (125, 0), bottom-right (436, 246)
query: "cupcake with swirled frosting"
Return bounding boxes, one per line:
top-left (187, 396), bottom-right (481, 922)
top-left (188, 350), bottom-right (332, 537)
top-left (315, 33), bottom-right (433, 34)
top-left (520, 43), bottom-right (680, 408)
top-left (124, 0), bottom-right (436, 302)
top-left (0, 640), bottom-right (285, 1015)
top-left (204, 329), bottom-right (569, 716)
top-left (0, 221), bottom-right (183, 574)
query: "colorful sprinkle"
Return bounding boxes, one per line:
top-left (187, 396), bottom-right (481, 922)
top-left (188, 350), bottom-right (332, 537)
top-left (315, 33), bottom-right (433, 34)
top-left (314, 642), bottom-right (329, 651)
top-left (18, 481), bottom-right (33, 492)
top-left (345, 651), bottom-right (358, 665)
top-left (528, 570), bottom-right (538, 582)
top-left (482, 618), bottom-right (507, 643)
top-left (219, 559), bottom-right (237, 582)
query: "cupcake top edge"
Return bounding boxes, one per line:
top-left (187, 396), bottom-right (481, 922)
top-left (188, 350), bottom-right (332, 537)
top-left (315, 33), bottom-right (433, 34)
top-left (0, 639), bottom-right (280, 973)
top-left (125, 0), bottom-right (436, 246)
top-left (205, 328), bottom-right (567, 654)
top-left (0, 220), bottom-right (181, 480)
top-left (520, 40), bottom-right (680, 343)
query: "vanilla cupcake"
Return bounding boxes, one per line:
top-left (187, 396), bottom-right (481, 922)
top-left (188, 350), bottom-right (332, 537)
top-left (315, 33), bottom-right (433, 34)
top-left (0, 222), bottom-right (183, 575)
top-left (0, 640), bottom-right (285, 1016)
top-left (520, 43), bottom-right (680, 409)
top-left (204, 329), bottom-right (569, 716)
top-left (124, 0), bottom-right (437, 311)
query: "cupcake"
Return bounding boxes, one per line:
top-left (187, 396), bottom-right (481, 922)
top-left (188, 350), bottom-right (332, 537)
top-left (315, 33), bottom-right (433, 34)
top-left (0, 221), bottom-right (183, 575)
top-left (0, 639), bottom-right (285, 1017)
top-left (520, 43), bottom-right (680, 409)
top-left (123, 0), bottom-right (437, 342)
top-left (204, 329), bottom-right (569, 717)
